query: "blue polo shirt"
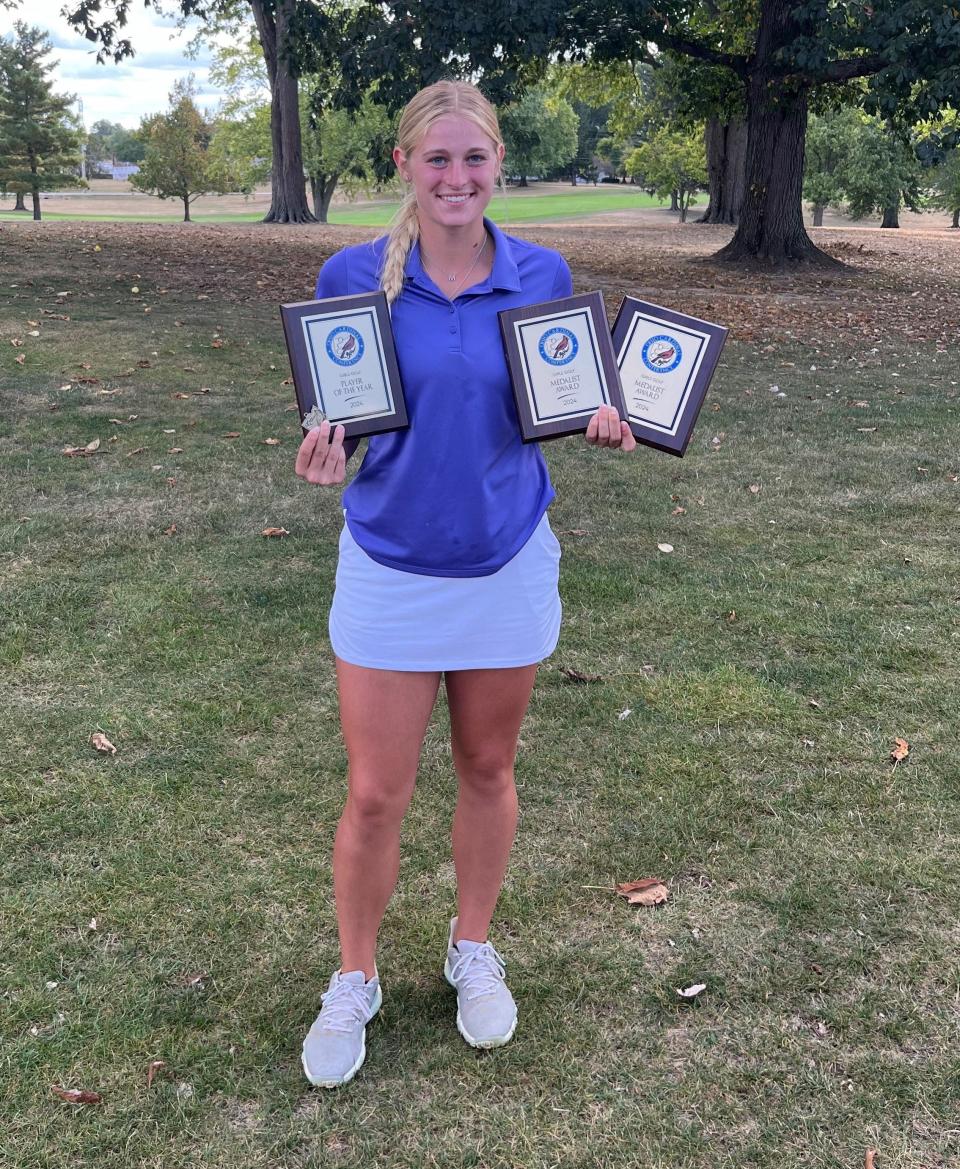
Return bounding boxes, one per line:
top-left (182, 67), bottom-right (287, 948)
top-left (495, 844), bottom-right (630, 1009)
top-left (315, 218), bottom-right (573, 577)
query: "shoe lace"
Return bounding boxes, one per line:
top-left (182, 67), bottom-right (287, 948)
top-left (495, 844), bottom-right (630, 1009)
top-left (449, 942), bottom-right (507, 1001)
top-left (317, 979), bottom-right (372, 1034)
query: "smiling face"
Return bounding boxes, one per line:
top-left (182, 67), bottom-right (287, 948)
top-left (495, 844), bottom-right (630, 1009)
top-left (394, 114), bottom-right (504, 235)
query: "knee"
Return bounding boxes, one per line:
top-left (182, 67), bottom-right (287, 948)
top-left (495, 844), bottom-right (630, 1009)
top-left (454, 749), bottom-right (516, 797)
top-left (343, 774), bottom-right (413, 833)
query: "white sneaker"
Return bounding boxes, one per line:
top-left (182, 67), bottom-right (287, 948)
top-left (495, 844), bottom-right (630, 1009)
top-left (444, 917), bottom-right (517, 1049)
top-left (301, 968), bottom-right (382, 1088)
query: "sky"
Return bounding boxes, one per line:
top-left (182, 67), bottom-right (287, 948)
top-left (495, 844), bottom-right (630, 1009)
top-left (0, 0), bottom-right (233, 129)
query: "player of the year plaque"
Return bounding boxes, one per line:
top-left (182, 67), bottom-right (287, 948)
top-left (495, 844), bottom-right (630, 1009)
top-left (498, 291), bottom-right (628, 442)
top-left (612, 297), bottom-right (728, 456)
top-left (280, 291), bottom-right (408, 439)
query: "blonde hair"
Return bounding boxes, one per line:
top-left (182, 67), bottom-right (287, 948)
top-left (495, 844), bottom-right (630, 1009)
top-left (379, 80), bottom-right (503, 305)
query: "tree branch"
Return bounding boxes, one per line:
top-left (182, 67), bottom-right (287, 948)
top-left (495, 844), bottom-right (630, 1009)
top-left (652, 31), bottom-right (748, 77)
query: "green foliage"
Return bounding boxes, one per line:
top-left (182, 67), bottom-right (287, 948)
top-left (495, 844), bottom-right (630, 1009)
top-left (841, 116), bottom-right (924, 220)
top-left (626, 125), bottom-right (706, 220)
top-left (803, 107), bottom-right (862, 212)
top-left (500, 86), bottom-right (579, 183)
top-left (0, 21), bottom-right (84, 216)
top-left (85, 118), bottom-right (145, 171)
top-left (131, 78), bottom-right (237, 220)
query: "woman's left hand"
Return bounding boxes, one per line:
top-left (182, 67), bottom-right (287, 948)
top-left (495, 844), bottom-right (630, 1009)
top-left (585, 405), bottom-right (637, 451)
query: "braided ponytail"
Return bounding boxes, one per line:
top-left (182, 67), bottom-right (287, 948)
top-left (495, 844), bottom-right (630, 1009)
top-left (378, 80), bottom-right (503, 307)
top-left (379, 192), bottom-right (420, 307)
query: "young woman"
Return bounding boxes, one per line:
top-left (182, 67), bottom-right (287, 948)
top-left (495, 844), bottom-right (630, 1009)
top-left (294, 79), bottom-right (635, 1088)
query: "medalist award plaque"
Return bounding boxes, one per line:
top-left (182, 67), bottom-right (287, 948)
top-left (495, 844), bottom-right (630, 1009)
top-left (498, 291), bottom-right (628, 442)
top-left (280, 291), bottom-right (408, 439)
top-left (612, 297), bottom-right (728, 456)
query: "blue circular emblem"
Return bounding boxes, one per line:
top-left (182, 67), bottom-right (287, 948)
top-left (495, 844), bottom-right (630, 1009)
top-left (641, 334), bottom-right (682, 373)
top-left (325, 326), bottom-right (364, 366)
top-left (538, 327), bottom-right (578, 367)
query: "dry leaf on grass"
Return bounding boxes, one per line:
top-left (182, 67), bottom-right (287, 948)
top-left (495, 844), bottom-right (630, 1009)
top-left (890, 737), bottom-right (910, 763)
top-left (15, 353), bottom-right (25, 365)
top-left (126, 446), bottom-right (146, 457)
top-left (163, 524), bottom-right (177, 536)
top-left (617, 708), bottom-right (632, 720)
top-left (146, 1060), bottom-right (166, 1089)
top-left (671, 506), bottom-right (686, 515)
top-left (62, 438), bottom-right (101, 457)
top-left (179, 972), bottom-right (210, 989)
top-left (222, 431), bottom-right (241, 439)
top-left (565, 528), bottom-right (590, 536)
top-left (657, 542), bottom-right (674, 553)
top-left (211, 338), bottom-right (225, 348)
top-left (616, 878), bottom-right (669, 907)
top-left (261, 526), bottom-right (289, 538)
top-left (676, 983), bottom-right (707, 999)
top-left (52, 1085), bottom-right (102, 1105)
top-left (748, 483), bottom-right (761, 494)
top-left (262, 437), bottom-right (281, 446)
top-left (167, 447), bottom-right (183, 454)
top-left (559, 667), bottom-right (603, 684)
top-left (90, 731), bottom-right (117, 755)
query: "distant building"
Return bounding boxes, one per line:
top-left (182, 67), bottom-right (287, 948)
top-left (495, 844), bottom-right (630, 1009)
top-left (109, 163), bottom-right (140, 180)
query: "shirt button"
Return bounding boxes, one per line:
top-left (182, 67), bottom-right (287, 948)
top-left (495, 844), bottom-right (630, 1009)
top-left (448, 325), bottom-right (456, 333)
top-left (449, 306), bottom-right (455, 314)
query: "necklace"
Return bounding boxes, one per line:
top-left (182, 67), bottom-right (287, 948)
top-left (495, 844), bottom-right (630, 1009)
top-left (420, 231), bottom-right (489, 287)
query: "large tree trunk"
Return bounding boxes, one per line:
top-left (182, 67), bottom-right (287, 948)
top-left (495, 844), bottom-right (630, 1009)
top-left (697, 118), bottom-right (747, 224)
top-left (715, 0), bottom-right (837, 266)
top-left (952, 208), bottom-right (959, 229)
top-left (518, 175), bottom-right (529, 187)
top-left (31, 190), bottom-right (40, 221)
top-left (310, 174), bottom-right (339, 223)
top-left (812, 203), bottom-right (825, 227)
top-left (250, 0), bottom-right (315, 224)
top-left (670, 189), bottom-right (679, 212)
top-left (881, 197), bottom-right (900, 228)
top-left (183, 196), bottom-right (191, 223)
top-left (13, 191), bottom-right (26, 211)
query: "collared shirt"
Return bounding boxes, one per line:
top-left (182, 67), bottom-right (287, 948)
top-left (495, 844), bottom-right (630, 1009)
top-left (315, 217), bottom-right (573, 577)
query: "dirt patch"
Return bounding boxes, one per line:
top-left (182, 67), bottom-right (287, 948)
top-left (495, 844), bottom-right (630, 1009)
top-left (2, 218), bottom-right (957, 348)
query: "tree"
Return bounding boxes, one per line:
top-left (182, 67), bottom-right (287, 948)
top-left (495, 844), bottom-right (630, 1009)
top-left (842, 116), bottom-right (924, 228)
top-left (561, 0), bottom-right (960, 265)
top-left (803, 108), bottom-right (861, 227)
top-left (131, 79), bottom-right (236, 220)
top-left (626, 126), bottom-right (706, 221)
top-left (302, 93), bottom-right (391, 222)
top-left (0, 22), bottom-right (85, 220)
top-left (924, 115), bottom-right (960, 228)
top-left (499, 87), bottom-right (579, 187)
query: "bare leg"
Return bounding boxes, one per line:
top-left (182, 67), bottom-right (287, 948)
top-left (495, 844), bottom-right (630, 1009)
top-left (445, 665), bottom-right (539, 944)
top-left (333, 658), bottom-right (441, 978)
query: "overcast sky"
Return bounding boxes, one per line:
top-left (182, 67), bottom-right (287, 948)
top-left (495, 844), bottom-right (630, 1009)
top-left (0, 0), bottom-right (233, 129)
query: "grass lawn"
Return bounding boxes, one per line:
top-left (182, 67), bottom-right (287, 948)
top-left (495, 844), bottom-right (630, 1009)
top-left (1, 221), bottom-right (958, 1169)
top-left (0, 187), bottom-right (664, 227)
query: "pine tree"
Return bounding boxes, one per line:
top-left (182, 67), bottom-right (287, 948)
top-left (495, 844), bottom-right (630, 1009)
top-left (0, 22), bottom-right (85, 221)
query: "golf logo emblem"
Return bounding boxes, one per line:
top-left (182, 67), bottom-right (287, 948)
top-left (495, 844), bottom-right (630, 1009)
top-left (326, 325), bottom-right (364, 366)
top-left (538, 327), bottom-right (578, 366)
top-left (641, 334), bottom-right (682, 373)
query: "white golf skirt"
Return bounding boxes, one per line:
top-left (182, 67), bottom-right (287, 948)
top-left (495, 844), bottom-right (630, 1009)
top-left (329, 511), bottom-right (562, 672)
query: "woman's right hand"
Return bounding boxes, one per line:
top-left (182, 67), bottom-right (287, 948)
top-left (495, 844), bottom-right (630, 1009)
top-left (295, 422), bottom-right (347, 486)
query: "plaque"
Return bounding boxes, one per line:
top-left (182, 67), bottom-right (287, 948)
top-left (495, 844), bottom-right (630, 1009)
top-left (280, 291), bottom-right (408, 439)
top-left (612, 297), bottom-right (728, 457)
top-left (498, 292), bottom-right (628, 442)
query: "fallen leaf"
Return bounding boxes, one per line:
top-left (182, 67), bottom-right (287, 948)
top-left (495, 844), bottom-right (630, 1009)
top-left (130, 286), bottom-right (139, 294)
top-left (90, 731), bottom-right (117, 755)
top-left (890, 737), bottom-right (909, 763)
top-left (87, 917), bottom-right (98, 931)
top-left (850, 399), bottom-right (870, 408)
top-left (676, 983), bottom-right (707, 999)
top-left (179, 972), bottom-right (209, 989)
top-left (85, 438), bottom-right (100, 453)
top-left (616, 878), bottom-right (669, 907)
top-left (163, 524), bottom-right (177, 536)
top-left (565, 529), bottom-right (590, 536)
top-left (857, 427), bottom-right (878, 433)
top-left (52, 1086), bottom-right (102, 1105)
top-left (261, 526), bottom-right (289, 538)
top-left (222, 431), bottom-right (241, 439)
top-left (748, 483), bottom-right (761, 494)
top-left (617, 708), bottom-right (632, 720)
top-left (671, 506), bottom-right (686, 515)
top-left (27, 329), bottom-right (40, 337)
top-left (126, 446), bottom-right (146, 457)
top-left (167, 447), bottom-right (184, 454)
top-left (809, 698), bottom-right (822, 709)
top-left (211, 338), bottom-right (225, 348)
top-left (15, 353), bottom-right (25, 365)
top-left (172, 392), bottom-right (191, 400)
top-left (262, 437), bottom-right (281, 446)
top-left (10, 337), bottom-right (23, 347)
top-left (726, 610), bottom-right (737, 622)
top-left (657, 543), bottom-right (674, 553)
top-left (165, 477), bottom-right (177, 486)
top-left (559, 667), bottom-right (602, 683)
top-left (146, 1060), bottom-right (166, 1089)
